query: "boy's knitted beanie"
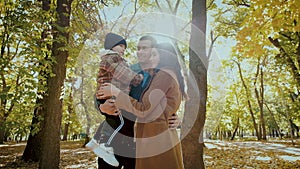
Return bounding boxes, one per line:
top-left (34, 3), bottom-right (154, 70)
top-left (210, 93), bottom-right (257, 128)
top-left (104, 33), bottom-right (127, 50)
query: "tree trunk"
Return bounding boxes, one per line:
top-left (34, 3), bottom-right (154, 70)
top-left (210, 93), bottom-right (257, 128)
top-left (234, 60), bottom-right (260, 140)
top-left (62, 123), bottom-right (70, 141)
top-left (39, 0), bottom-right (72, 168)
top-left (22, 102), bottom-right (44, 162)
top-left (22, 0), bottom-right (51, 162)
top-left (0, 118), bottom-right (6, 144)
top-left (181, 0), bottom-right (207, 168)
top-left (259, 66), bottom-right (266, 139)
top-left (231, 118), bottom-right (239, 140)
top-left (254, 63), bottom-right (266, 140)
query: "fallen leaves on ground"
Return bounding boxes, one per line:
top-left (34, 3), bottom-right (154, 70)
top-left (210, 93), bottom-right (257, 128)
top-left (0, 140), bottom-right (299, 168)
top-left (0, 140), bottom-right (97, 169)
top-left (204, 140), bottom-right (300, 169)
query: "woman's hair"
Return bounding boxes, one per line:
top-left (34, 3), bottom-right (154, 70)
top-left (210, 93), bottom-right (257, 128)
top-left (155, 42), bottom-right (188, 99)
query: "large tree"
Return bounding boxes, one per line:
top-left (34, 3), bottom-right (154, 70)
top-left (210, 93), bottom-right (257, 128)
top-left (38, 0), bottom-right (73, 168)
top-left (181, 0), bottom-right (207, 168)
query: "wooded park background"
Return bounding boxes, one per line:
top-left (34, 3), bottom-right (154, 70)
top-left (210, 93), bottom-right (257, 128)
top-left (0, 0), bottom-right (299, 168)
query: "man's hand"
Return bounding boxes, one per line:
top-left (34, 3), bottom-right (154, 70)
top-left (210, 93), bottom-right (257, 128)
top-left (168, 114), bottom-right (181, 129)
top-left (99, 99), bottom-right (119, 116)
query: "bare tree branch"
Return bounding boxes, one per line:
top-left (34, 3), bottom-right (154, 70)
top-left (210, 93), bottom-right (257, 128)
top-left (155, 0), bottom-right (163, 12)
top-left (207, 30), bottom-right (219, 60)
top-left (124, 0), bottom-right (140, 38)
top-left (100, 0), bottom-right (108, 6)
top-left (232, 0), bottom-right (250, 7)
top-left (174, 0), bottom-right (181, 14)
top-left (165, 0), bottom-right (174, 13)
top-left (207, 0), bottom-right (215, 9)
top-left (111, 2), bottom-right (129, 32)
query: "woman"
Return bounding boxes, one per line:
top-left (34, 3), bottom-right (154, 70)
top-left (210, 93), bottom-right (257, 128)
top-left (98, 42), bottom-right (186, 169)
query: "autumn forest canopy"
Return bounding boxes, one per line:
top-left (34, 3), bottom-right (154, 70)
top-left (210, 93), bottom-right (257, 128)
top-left (0, 0), bottom-right (299, 168)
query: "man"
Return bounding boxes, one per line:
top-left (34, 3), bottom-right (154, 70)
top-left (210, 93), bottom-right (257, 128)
top-left (97, 35), bottom-right (179, 169)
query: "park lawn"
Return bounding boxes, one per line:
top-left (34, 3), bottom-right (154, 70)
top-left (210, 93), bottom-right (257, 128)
top-left (0, 140), bottom-right (299, 169)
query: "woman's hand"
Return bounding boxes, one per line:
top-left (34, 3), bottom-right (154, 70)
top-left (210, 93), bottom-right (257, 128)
top-left (97, 83), bottom-right (121, 99)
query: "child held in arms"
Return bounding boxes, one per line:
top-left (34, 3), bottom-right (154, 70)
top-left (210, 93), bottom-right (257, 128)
top-left (86, 33), bottom-right (143, 167)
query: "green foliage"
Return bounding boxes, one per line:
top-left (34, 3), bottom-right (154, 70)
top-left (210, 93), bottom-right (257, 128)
top-left (3, 0), bottom-right (298, 143)
top-left (207, 0), bottom-right (300, 139)
top-left (0, 0), bottom-right (50, 141)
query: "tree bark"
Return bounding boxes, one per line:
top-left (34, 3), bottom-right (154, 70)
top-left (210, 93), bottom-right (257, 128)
top-left (259, 66), bottom-right (266, 139)
top-left (231, 118), bottom-right (239, 140)
top-left (62, 123), bottom-right (69, 141)
top-left (22, 0), bottom-right (51, 162)
top-left (181, 0), bottom-right (207, 168)
top-left (22, 101), bottom-right (44, 162)
top-left (39, 0), bottom-right (72, 168)
top-left (254, 62), bottom-right (266, 140)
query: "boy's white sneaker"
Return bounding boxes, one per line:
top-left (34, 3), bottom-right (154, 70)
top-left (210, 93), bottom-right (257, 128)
top-left (93, 143), bottom-right (119, 167)
top-left (85, 138), bottom-right (99, 150)
top-left (86, 139), bottom-right (119, 167)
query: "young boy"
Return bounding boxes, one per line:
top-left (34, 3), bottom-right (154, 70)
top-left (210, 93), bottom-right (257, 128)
top-left (86, 33), bottom-right (143, 167)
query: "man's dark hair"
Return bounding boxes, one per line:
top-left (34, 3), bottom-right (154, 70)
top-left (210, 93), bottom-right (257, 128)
top-left (139, 35), bottom-right (157, 47)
